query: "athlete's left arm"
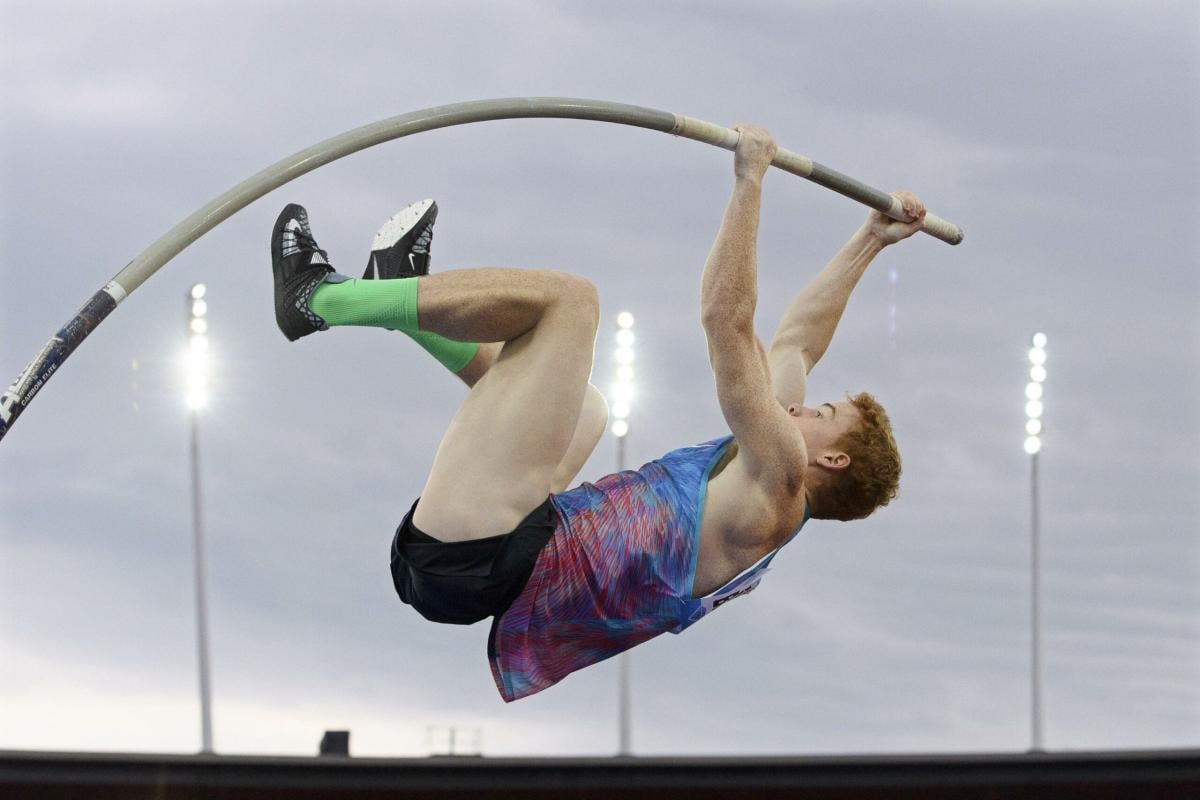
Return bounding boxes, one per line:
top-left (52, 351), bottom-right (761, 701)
top-left (767, 193), bottom-right (926, 405)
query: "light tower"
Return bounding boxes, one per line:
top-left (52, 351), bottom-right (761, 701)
top-left (185, 283), bottom-right (214, 754)
top-left (612, 310), bottom-right (635, 757)
top-left (612, 311), bottom-right (636, 462)
top-left (1025, 332), bottom-right (1047, 752)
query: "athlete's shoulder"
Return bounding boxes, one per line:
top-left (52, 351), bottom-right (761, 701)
top-left (707, 445), bottom-right (806, 549)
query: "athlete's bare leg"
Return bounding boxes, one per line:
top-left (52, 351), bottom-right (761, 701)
top-left (455, 343), bottom-right (608, 494)
top-left (452, 341), bottom-right (503, 387)
top-left (549, 384), bottom-right (608, 493)
top-left (411, 267), bottom-right (602, 542)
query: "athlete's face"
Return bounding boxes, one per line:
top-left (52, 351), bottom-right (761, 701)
top-left (787, 401), bottom-right (860, 470)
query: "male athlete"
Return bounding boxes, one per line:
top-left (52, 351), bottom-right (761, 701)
top-left (269, 125), bottom-right (927, 701)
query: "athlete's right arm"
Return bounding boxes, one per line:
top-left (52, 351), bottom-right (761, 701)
top-left (703, 321), bottom-right (807, 498)
top-left (700, 125), bottom-right (807, 498)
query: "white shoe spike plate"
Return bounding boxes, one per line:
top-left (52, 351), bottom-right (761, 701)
top-left (372, 199), bottom-right (435, 250)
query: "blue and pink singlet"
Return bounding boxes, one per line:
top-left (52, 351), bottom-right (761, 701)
top-left (488, 435), bottom-right (809, 702)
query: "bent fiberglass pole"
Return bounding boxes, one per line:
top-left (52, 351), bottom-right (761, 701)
top-left (0, 96), bottom-right (963, 443)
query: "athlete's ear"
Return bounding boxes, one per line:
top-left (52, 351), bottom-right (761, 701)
top-left (819, 452), bottom-right (850, 470)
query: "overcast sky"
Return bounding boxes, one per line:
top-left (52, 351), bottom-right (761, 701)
top-left (2, 0), bottom-right (1197, 758)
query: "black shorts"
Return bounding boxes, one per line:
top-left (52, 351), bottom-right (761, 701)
top-left (389, 498), bottom-right (556, 625)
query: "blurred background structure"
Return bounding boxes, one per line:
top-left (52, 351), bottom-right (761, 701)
top-left (1026, 332), bottom-right (1047, 753)
top-left (613, 310), bottom-right (636, 757)
top-left (185, 283), bottom-right (214, 754)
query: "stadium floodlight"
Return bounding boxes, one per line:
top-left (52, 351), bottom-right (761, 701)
top-left (612, 310), bottom-right (636, 758)
top-left (185, 283), bottom-right (214, 754)
top-left (1024, 333), bottom-right (1047, 454)
top-left (1025, 332), bottom-right (1047, 753)
top-left (185, 284), bottom-right (210, 411)
top-left (612, 313), bottom-right (635, 441)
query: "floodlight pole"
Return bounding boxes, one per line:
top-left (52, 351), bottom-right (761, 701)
top-left (1024, 332), bottom-right (1047, 753)
top-left (1030, 446), bottom-right (1043, 753)
top-left (612, 312), bottom-right (635, 757)
top-left (186, 285), bottom-right (214, 754)
top-left (190, 406), bottom-right (214, 754)
top-left (616, 430), bottom-right (631, 757)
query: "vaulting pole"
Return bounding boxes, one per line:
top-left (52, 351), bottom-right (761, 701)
top-left (0, 97), bottom-right (963, 443)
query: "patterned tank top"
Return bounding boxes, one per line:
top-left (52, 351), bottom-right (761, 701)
top-left (488, 435), bottom-right (810, 702)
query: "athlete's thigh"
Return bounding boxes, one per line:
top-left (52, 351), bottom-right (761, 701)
top-left (414, 298), bottom-right (598, 541)
top-left (551, 384), bottom-right (608, 494)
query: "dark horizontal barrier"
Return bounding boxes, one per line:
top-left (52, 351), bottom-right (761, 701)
top-left (3, 748), bottom-right (1199, 799)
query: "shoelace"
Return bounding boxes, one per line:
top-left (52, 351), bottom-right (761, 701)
top-left (288, 224), bottom-right (330, 262)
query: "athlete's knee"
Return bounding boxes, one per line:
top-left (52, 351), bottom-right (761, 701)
top-left (567, 384), bottom-right (608, 470)
top-left (583, 383), bottom-right (609, 433)
top-left (542, 271), bottom-right (600, 328)
top-left (566, 275), bottom-right (601, 327)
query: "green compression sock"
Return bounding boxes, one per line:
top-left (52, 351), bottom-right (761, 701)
top-left (309, 277), bottom-right (419, 331)
top-left (407, 330), bottom-right (480, 373)
top-left (309, 278), bottom-right (479, 373)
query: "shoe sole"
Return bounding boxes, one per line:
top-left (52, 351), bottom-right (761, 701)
top-left (372, 198), bottom-right (435, 252)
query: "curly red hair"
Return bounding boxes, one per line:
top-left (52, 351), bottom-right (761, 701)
top-left (810, 392), bottom-right (901, 521)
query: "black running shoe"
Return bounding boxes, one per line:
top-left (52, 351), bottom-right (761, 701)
top-left (363, 199), bottom-right (438, 279)
top-left (271, 203), bottom-right (336, 341)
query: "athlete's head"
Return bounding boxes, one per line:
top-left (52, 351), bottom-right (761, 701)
top-left (787, 392), bottom-right (900, 521)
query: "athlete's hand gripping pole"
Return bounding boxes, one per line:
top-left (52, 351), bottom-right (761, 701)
top-left (669, 116), bottom-right (962, 246)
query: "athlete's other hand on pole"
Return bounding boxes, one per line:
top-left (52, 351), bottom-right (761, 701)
top-left (732, 123), bottom-right (777, 183)
top-left (866, 191), bottom-right (927, 245)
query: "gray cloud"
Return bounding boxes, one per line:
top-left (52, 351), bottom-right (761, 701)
top-left (2, 0), bottom-right (1197, 756)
